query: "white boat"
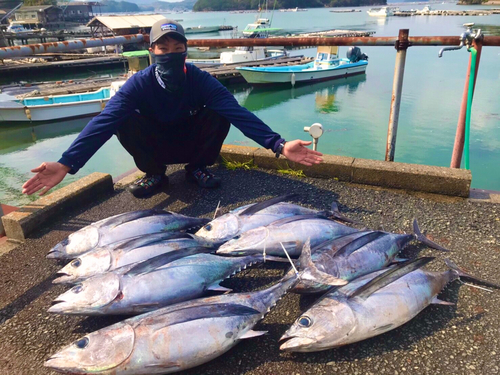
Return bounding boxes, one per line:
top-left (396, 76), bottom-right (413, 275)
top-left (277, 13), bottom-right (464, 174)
top-left (242, 18), bottom-right (281, 38)
top-left (184, 25), bottom-right (220, 34)
top-left (221, 15), bottom-right (286, 64)
top-left (0, 82), bottom-right (125, 123)
top-left (367, 7), bottom-right (394, 17)
top-left (6, 22), bottom-right (30, 33)
top-left (236, 46), bottom-right (368, 86)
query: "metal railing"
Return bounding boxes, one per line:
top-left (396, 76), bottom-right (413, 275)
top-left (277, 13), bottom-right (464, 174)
top-left (187, 31), bottom-right (499, 167)
top-left (1, 29), bottom-right (499, 168)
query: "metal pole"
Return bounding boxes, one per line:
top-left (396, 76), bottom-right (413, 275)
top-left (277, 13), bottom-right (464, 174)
top-left (0, 34), bottom-right (144, 59)
top-left (385, 29), bottom-right (409, 162)
top-left (450, 37), bottom-right (483, 168)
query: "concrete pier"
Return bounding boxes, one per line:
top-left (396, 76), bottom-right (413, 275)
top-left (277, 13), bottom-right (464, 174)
top-left (0, 158), bottom-right (498, 374)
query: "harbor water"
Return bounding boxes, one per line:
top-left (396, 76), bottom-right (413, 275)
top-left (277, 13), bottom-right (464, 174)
top-left (1, 3), bottom-right (499, 206)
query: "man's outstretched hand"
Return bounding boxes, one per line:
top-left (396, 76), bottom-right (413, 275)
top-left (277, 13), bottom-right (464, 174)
top-left (22, 162), bottom-right (71, 196)
top-left (282, 140), bottom-right (323, 166)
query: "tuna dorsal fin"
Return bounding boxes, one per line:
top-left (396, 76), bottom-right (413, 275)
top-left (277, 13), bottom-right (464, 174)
top-left (123, 246), bottom-right (214, 276)
top-left (239, 194), bottom-right (299, 216)
top-left (148, 303), bottom-right (261, 328)
top-left (104, 209), bottom-right (167, 228)
top-left (335, 231), bottom-right (387, 258)
top-left (349, 257), bottom-right (435, 300)
top-left (270, 214), bottom-right (330, 227)
top-left (298, 239), bottom-right (348, 286)
top-left (328, 201), bottom-right (358, 224)
top-left (114, 232), bottom-right (193, 252)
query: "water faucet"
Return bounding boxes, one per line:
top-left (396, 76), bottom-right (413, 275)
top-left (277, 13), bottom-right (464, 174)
top-left (304, 123), bottom-right (324, 151)
top-left (438, 23), bottom-right (482, 58)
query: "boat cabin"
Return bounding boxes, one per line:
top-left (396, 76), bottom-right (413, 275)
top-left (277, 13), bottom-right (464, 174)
top-left (314, 46), bottom-right (339, 67)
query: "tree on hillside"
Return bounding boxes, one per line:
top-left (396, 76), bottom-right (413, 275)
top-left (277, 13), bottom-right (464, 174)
top-left (23, 0), bottom-right (57, 6)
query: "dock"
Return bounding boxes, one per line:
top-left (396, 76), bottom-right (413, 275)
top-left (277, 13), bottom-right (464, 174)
top-left (394, 9), bottom-right (500, 17)
top-left (0, 55), bottom-right (312, 95)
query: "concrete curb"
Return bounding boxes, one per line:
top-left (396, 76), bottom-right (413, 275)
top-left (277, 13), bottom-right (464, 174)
top-left (219, 145), bottom-right (472, 197)
top-left (1, 172), bottom-right (113, 242)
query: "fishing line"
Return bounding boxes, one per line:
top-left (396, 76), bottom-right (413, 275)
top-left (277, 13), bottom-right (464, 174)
top-left (460, 280), bottom-right (493, 293)
top-left (213, 201), bottom-right (221, 219)
top-left (280, 242), bottom-right (298, 276)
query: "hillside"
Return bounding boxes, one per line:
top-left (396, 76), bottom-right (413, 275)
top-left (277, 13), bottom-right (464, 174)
top-left (193, 0), bottom-right (385, 11)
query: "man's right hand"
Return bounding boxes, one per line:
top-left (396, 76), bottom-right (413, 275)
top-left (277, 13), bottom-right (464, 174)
top-left (22, 162), bottom-right (71, 196)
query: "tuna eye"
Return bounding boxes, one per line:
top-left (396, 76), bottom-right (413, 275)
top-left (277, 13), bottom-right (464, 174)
top-left (233, 235), bottom-right (241, 240)
top-left (298, 316), bottom-right (312, 327)
top-left (75, 337), bottom-right (89, 349)
top-left (204, 224), bottom-right (212, 231)
top-left (71, 258), bottom-right (81, 267)
top-left (71, 285), bottom-right (83, 294)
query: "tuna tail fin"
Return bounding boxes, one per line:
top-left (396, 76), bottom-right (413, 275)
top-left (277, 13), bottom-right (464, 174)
top-left (413, 219), bottom-right (450, 252)
top-left (445, 259), bottom-right (500, 289)
top-left (295, 239), bottom-right (348, 286)
top-left (322, 202), bottom-right (358, 224)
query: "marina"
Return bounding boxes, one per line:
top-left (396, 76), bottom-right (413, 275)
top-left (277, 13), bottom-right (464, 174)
top-left (0, 4), bottom-right (499, 375)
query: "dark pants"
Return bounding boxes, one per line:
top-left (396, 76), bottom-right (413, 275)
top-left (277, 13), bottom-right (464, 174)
top-left (116, 107), bottom-right (230, 175)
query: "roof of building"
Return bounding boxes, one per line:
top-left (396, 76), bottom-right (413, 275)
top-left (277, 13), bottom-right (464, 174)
top-left (87, 14), bottom-right (172, 30)
top-left (16, 5), bottom-right (59, 12)
top-left (56, 2), bottom-right (99, 6)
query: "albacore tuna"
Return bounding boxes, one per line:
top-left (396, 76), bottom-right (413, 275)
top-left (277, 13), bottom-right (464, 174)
top-left (47, 210), bottom-right (210, 259)
top-left (217, 215), bottom-right (358, 258)
top-left (52, 233), bottom-right (214, 284)
top-left (45, 241), bottom-right (342, 374)
top-left (280, 258), bottom-right (499, 352)
top-left (195, 194), bottom-right (354, 245)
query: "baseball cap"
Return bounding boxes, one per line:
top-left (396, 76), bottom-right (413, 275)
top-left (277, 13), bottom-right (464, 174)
top-left (150, 19), bottom-right (187, 45)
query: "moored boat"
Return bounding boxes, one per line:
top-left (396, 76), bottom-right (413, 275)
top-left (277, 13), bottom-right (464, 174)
top-left (236, 46), bottom-right (368, 86)
top-left (185, 25), bottom-right (220, 34)
top-left (0, 82), bottom-right (125, 123)
top-left (367, 7), bottom-right (395, 17)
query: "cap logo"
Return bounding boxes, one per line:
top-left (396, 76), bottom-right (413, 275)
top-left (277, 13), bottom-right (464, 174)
top-left (161, 23), bottom-right (177, 31)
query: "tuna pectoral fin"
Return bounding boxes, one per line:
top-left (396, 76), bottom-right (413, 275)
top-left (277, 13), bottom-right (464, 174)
top-left (445, 259), bottom-right (500, 289)
top-left (239, 193), bottom-right (298, 216)
top-left (145, 362), bottom-right (180, 370)
top-left (413, 219), bottom-right (450, 252)
top-left (350, 257), bottom-right (435, 300)
top-left (207, 284), bottom-right (232, 293)
top-left (391, 257), bottom-right (409, 263)
top-left (431, 297), bottom-right (455, 306)
top-left (240, 330), bottom-right (268, 339)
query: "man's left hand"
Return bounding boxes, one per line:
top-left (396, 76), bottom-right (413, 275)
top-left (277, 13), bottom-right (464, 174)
top-left (282, 140), bottom-right (323, 166)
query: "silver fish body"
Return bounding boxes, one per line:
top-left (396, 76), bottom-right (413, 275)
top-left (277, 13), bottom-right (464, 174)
top-left (196, 202), bottom-right (325, 245)
top-left (47, 210), bottom-right (210, 259)
top-left (49, 254), bottom-right (266, 315)
top-left (280, 267), bottom-right (455, 352)
top-left (53, 234), bottom-right (211, 284)
top-left (45, 271), bottom-right (298, 374)
top-left (217, 216), bottom-right (357, 258)
top-left (293, 232), bottom-right (415, 293)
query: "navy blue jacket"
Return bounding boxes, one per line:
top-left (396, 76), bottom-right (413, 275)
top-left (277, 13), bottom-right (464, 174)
top-left (59, 63), bottom-right (284, 174)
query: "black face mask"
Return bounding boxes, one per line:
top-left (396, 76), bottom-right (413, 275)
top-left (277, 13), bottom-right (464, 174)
top-left (151, 51), bottom-right (187, 92)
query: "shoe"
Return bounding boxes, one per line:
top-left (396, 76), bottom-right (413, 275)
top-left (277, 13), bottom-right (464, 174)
top-left (128, 174), bottom-right (168, 198)
top-left (186, 167), bottom-right (221, 189)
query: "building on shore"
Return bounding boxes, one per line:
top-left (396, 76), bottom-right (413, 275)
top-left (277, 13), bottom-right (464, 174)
top-left (87, 14), bottom-right (173, 36)
top-left (14, 5), bottom-right (63, 27)
top-left (57, 2), bottom-right (100, 23)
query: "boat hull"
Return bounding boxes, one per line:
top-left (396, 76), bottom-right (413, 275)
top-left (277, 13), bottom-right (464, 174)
top-left (237, 61), bottom-right (367, 85)
top-left (0, 99), bottom-right (109, 122)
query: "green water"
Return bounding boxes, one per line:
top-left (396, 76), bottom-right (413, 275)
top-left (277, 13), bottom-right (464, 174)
top-left (1, 3), bottom-right (499, 206)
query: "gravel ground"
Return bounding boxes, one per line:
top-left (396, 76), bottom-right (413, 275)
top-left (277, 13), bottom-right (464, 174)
top-left (0, 165), bottom-right (499, 375)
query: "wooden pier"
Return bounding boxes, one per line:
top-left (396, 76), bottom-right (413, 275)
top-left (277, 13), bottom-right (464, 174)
top-left (0, 56), bottom-right (312, 97)
top-left (1, 31), bottom-right (112, 46)
top-left (394, 9), bottom-right (500, 17)
top-left (0, 54), bottom-right (127, 77)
